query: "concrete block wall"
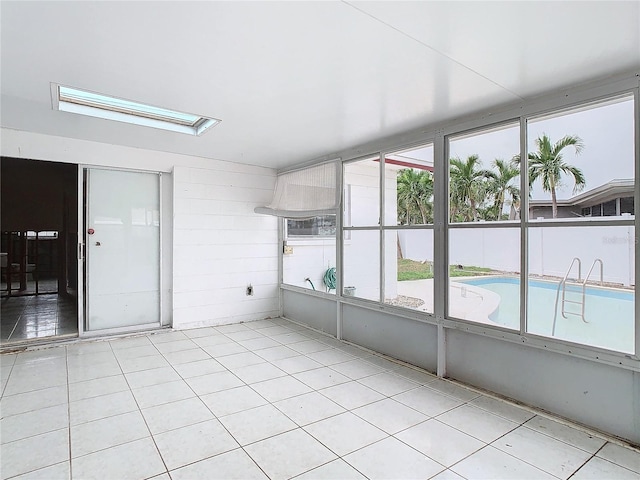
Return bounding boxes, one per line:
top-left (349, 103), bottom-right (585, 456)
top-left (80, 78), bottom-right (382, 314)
top-left (172, 165), bottom-right (280, 329)
top-left (1, 128), bottom-right (282, 330)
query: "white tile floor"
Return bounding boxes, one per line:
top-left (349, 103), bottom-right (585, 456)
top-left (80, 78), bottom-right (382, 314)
top-left (1, 317), bottom-right (639, 480)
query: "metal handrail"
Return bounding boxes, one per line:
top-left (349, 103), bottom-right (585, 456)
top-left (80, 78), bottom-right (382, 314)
top-left (579, 258), bottom-right (604, 323)
top-left (552, 257), bottom-right (581, 336)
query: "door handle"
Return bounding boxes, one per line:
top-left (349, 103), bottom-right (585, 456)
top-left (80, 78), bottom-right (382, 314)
top-left (95, 242), bottom-right (101, 246)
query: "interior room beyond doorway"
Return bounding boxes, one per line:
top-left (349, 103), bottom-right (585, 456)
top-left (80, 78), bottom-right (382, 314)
top-left (1, 157), bottom-right (78, 345)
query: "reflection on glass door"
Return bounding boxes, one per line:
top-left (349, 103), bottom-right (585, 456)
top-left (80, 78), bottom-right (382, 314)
top-left (86, 169), bottom-right (160, 331)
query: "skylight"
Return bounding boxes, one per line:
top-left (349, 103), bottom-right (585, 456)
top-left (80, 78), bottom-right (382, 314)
top-left (53, 84), bottom-right (220, 136)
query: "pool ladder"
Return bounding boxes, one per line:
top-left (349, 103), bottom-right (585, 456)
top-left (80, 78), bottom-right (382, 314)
top-left (552, 258), bottom-right (603, 336)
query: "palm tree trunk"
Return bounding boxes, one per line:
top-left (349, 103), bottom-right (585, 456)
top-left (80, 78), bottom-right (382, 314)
top-left (470, 199), bottom-right (478, 222)
top-left (419, 205), bottom-right (427, 224)
top-left (551, 187), bottom-right (558, 219)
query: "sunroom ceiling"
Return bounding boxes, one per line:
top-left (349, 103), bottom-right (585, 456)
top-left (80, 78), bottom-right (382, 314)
top-left (1, 1), bottom-right (638, 170)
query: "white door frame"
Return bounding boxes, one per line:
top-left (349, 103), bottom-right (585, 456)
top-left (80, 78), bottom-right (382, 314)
top-left (78, 165), bottom-right (163, 337)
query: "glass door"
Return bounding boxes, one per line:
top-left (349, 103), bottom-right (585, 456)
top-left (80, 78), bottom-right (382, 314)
top-left (85, 168), bottom-right (160, 331)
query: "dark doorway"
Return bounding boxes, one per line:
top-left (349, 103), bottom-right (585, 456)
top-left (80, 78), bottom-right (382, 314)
top-left (1, 157), bottom-right (78, 344)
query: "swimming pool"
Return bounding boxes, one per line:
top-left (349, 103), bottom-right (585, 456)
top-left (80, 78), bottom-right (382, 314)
top-left (457, 276), bottom-right (635, 353)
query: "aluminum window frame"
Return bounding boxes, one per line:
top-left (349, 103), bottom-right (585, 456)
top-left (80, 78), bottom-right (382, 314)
top-left (279, 73), bottom-right (639, 372)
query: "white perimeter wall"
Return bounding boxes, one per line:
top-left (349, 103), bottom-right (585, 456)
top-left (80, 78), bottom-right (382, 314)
top-left (399, 224), bottom-right (635, 286)
top-left (1, 128), bottom-right (280, 328)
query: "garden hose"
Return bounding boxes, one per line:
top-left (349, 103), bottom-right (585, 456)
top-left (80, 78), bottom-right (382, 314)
top-left (305, 278), bottom-right (316, 290)
top-left (323, 267), bottom-right (337, 292)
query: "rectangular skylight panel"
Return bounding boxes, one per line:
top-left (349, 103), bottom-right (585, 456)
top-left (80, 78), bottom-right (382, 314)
top-left (54, 85), bottom-right (219, 136)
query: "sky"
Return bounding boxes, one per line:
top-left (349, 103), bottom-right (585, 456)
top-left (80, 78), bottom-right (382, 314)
top-left (448, 96), bottom-right (635, 201)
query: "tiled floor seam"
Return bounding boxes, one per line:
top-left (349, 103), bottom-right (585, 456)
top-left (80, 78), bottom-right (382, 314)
top-left (3, 319), bottom-right (640, 480)
top-left (146, 335), bottom-right (269, 478)
top-left (290, 457), bottom-right (372, 480)
top-left (444, 443), bottom-right (554, 480)
top-left (154, 327), bottom-right (373, 477)
top-left (491, 439), bottom-right (589, 480)
top-left (565, 445), bottom-right (603, 480)
top-left (0, 363), bottom-right (13, 398)
top-left (113, 339), bottom-right (171, 478)
top-left (518, 421), bottom-right (607, 455)
top-left (187, 347), bottom-right (307, 480)
top-left (65, 346), bottom-right (73, 480)
top-left (425, 415), bottom-right (538, 475)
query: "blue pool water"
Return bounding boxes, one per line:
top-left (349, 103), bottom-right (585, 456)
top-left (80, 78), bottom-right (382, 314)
top-left (459, 277), bottom-right (635, 353)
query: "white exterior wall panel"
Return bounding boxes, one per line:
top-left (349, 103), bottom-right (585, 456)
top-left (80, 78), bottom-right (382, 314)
top-left (1, 128), bottom-right (281, 330)
top-left (173, 165), bottom-right (279, 329)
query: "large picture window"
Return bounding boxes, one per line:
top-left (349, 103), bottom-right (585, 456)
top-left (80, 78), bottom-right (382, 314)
top-left (447, 122), bottom-right (521, 327)
top-left (524, 95), bottom-right (635, 352)
top-left (285, 81), bottom-right (638, 363)
top-left (385, 143), bottom-right (435, 314)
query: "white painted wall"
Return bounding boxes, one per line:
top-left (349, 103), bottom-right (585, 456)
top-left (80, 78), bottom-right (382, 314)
top-left (172, 165), bottom-right (279, 328)
top-left (399, 223), bottom-right (635, 286)
top-left (283, 238), bottom-right (336, 293)
top-left (1, 128), bottom-right (281, 328)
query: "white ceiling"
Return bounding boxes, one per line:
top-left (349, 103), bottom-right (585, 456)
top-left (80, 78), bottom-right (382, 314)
top-left (1, 1), bottom-right (638, 170)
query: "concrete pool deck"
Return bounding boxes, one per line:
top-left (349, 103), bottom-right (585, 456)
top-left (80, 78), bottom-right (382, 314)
top-left (396, 279), bottom-right (502, 326)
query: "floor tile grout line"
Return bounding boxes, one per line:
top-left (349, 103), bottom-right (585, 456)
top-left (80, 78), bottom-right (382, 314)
top-left (5, 312), bottom-right (22, 341)
top-left (566, 444), bottom-right (603, 480)
top-left (445, 419), bottom-right (581, 480)
top-left (3, 296), bottom-right (29, 343)
top-left (155, 327), bottom-right (398, 476)
top-left (517, 420), bottom-right (608, 455)
top-left (334, 385), bottom-right (475, 466)
top-left (250, 343), bottom-right (447, 477)
top-left (143, 322), bottom-right (639, 474)
top-left (0, 427), bottom-right (71, 479)
top-left (574, 447), bottom-right (640, 477)
top-left (152, 334), bottom-right (273, 480)
top-left (0, 356), bottom-right (15, 399)
top-left (302, 359), bottom-right (535, 477)
top-left (112, 338), bottom-right (171, 478)
top-left (65, 345), bottom-right (73, 479)
top-left (291, 456), bottom-right (372, 480)
top-left (4, 318), bottom-right (640, 480)
top-left (486, 439), bottom-right (576, 480)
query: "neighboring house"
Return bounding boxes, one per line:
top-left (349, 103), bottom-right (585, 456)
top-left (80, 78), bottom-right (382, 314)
top-left (528, 179), bottom-right (635, 219)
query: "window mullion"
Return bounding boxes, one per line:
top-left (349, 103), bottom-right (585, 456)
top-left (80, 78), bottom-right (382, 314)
top-left (433, 131), bottom-right (447, 377)
top-left (520, 117), bottom-right (529, 336)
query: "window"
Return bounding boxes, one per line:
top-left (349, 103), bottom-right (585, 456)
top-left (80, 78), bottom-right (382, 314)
top-left (273, 162), bottom-right (340, 294)
top-left (53, 85), bottom-right (220, 135)
top-left (343, 156), bottom-right (381, 301)
top-left (385, 143), bottom-right (435, 314)
top-left (526, 95), bottom-right (635, 352)
top-left (447, 122), bottom-right (521, 327)
top-left (620, 197), bottom-right (634, 215)
top-left (295, 80), bottom-right (638, 362)
top-left (286, 216), bottom-right (336, 237)
top-left (603, 200), bottom-right (617, 216)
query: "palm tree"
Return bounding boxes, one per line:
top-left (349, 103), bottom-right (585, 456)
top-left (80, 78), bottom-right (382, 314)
top-left (397, 169), bottom-right (433, 224)
top-left (513, 134), bottom-right (585, 218)
top-left (449, 155), bottom-right (492, 222)
top-left (486, 159), bottom-right (520, 220)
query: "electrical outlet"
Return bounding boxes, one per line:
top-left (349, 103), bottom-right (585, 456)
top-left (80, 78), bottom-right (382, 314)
top-left (246, 285), bottom-right (253, 296)
top-left (284, 246), bottom-right (294, 255)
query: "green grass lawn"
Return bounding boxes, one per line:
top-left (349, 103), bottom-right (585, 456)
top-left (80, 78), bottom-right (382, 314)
top-left (397, 258), bottom-right (493, 281)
